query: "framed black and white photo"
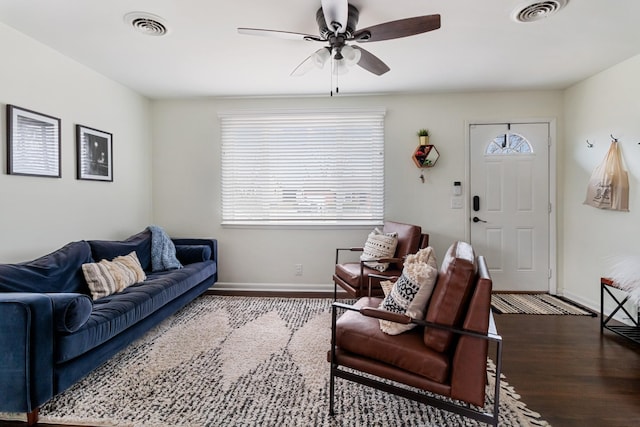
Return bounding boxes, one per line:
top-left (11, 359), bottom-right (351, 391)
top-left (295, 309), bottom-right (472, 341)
top-left (7, 105), bottom-right (61, 177)
top-left (76, 125), bottom-right (113, 181)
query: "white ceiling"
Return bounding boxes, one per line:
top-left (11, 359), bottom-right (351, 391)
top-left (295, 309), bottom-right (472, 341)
top-left (1, 0), bottom-right (639, 99)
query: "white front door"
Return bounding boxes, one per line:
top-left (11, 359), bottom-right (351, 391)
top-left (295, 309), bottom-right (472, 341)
top-left (469, 122), bottom-right (550, 292)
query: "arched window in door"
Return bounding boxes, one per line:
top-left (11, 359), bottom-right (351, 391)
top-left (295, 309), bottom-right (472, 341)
top-left (485, 132), bottom-right (533, 155)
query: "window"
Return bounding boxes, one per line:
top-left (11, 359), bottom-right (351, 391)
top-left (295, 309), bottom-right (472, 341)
top-left (219, 108), bottom-right (385, 226)
top-left (485, 132), bottom-right (533, 155)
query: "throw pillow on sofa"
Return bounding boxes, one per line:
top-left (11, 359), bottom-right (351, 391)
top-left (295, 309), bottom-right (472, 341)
top-left (48, 293), bottom-right (93, 333)
top-left (360, 228), bottom-right (398, 272)
top-left (82, 251), bottom-right (146, 300)
top-left (175, 244), bottom-right (211, 264)
top-left (378, 247), bottom-right (438, 335)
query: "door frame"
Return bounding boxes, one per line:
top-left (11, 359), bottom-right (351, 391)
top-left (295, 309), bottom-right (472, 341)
top-left (464, 118), bottom-right (558, 294)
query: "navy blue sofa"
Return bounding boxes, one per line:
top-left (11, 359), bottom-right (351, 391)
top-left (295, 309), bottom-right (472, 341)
top-left (0, 229), bottom-right (218, 425)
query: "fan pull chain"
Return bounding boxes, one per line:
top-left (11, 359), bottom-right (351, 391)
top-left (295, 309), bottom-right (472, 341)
top-left (334, 27), bottom-right (340, 95)
top-left (330, 57), bottom-right (334, 96)
top-left (330, 52), bottom-right (339, 96)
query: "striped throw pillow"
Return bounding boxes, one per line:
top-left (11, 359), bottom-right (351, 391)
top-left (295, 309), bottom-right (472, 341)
top-left (82, 251), bottom-right (146, 300)
top-left (112, 251), bottom-right (146, 283)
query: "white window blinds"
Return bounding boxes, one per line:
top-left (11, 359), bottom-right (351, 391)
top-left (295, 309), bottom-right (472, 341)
top-left (220, 108), bottom-right (385, 226)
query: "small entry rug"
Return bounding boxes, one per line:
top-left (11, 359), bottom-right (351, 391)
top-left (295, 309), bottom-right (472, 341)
top-left (492, 293), bottom-right (595, 316)
top-left (12, 296), bottom-right (549, 426)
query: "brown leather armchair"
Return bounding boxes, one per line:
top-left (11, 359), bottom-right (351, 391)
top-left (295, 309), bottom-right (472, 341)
top-left (333, 221), bottom-right (429, 299)
top-left (328, 241), bottom-right (502, 426)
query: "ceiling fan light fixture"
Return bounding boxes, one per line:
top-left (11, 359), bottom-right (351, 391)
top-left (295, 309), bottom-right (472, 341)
top-left (512, 0), bottom-right (569, 23)
top-left (341, 45), bottom-right (361, 66)
top-left (332, 58), bottom-right (350, 76)
top-left (312, 48), bottom-right (331, 69)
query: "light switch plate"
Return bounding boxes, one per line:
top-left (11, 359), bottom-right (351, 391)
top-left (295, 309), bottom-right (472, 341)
top-left (451, 197), bottom-right (463, 209)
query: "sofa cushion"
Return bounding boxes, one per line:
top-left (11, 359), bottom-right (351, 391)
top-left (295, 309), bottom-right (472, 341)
top-left (336, 297), bottom-right (450, 383)
top-left (0, 241), bottom-right (93, 294)
top-left (82, 251), bottom-right (146, 300)
top-left (48, 293), bottom-right (93, 333)
top-left (175, 245), bottom-right (212, 265)
top-left (379, 247), bottom-right (438, 335)
top-left (89, 229), bottom-right (152, 272)
top-left (360, 228), bottom-right (398, 272)
top-left (55, 260), bottom-right (217, 363)
top-left (423, 241), bottom-right (477, 353)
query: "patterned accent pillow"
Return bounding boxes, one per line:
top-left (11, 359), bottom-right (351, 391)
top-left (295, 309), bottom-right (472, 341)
top-left (380, 280), bottom-right (395, 297)
top-left (82, 251), bottom-right (146, 300)
top-left (379, 247), bottom-right (438, 335)
top-left (360, 228), bottom-right (398, 272)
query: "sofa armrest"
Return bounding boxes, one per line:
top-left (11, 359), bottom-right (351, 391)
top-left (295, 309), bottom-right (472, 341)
top-left (0, 293), bottom-right (55, 413)
top-left (172, 238), bottom-right (217, 262)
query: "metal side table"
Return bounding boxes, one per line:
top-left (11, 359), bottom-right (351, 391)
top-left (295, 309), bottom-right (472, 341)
top-left (601, 277), bottom-right (640, 345)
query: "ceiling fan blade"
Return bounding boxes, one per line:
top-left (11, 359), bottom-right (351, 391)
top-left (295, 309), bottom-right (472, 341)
top-left (290, 48), bottom-right (331, 76)
top-left (238, 28), bottom-right (323, 42)
top-left (321, 0), bottom-right (349, 33)
top-left (352, 46), bottom-right (390, 76)
top-left (291, 55), bottom-right (317, 77)
top-left (353, 14), bottom-right (441, 42)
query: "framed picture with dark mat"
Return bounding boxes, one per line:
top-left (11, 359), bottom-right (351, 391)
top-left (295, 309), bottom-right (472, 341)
top-left (76, 124), bottom-right (113, 182)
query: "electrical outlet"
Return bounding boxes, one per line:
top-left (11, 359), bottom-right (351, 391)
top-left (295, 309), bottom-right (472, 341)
top-left (294, 264), bottom-right (303, 276)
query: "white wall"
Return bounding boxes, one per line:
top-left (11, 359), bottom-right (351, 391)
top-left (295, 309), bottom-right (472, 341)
top-left (0, 23), bottom-right (153, 262)
top-left (562, 54), bottom-right (640, 313)
top-left (151, 91), bottom-right (563, 290)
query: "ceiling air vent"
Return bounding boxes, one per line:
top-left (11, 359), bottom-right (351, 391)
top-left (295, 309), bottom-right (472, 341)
top-left (124, 12), bottom-right (169, 36)
top-left (513, 0), bottom-right (569, 23)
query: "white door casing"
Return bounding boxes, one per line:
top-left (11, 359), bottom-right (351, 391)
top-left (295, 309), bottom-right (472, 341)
top-left (469, 122), bottom-right (551, 292)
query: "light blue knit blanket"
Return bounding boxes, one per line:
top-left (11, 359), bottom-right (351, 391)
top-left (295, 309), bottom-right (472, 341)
top-left (148, 225), bottom-right (183, 272)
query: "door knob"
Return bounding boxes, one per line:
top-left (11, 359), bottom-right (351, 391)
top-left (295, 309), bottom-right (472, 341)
top-left (472, 216), bottom-right (487, 223)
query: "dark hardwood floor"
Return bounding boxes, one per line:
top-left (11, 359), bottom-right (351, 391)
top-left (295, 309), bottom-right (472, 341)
top-left (2, 302), bottom-right (639, 426)
top-left (493, 313), bottom-right (640, 427)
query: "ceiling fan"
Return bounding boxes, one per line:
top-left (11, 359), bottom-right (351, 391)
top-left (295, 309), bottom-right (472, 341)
top-left (238, 0), bottom-right (441, 80)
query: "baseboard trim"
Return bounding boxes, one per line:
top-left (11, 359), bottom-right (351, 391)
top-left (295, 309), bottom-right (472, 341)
top-left (207, 282), bottom-right (349, 299)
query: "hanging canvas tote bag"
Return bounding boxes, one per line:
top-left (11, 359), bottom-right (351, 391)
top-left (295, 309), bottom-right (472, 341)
top-left (584, 141), bottom-right (629, 211)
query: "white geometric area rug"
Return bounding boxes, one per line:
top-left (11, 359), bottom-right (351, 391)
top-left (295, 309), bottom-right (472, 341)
top-left (29, 296), bottom-right (549, 427)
